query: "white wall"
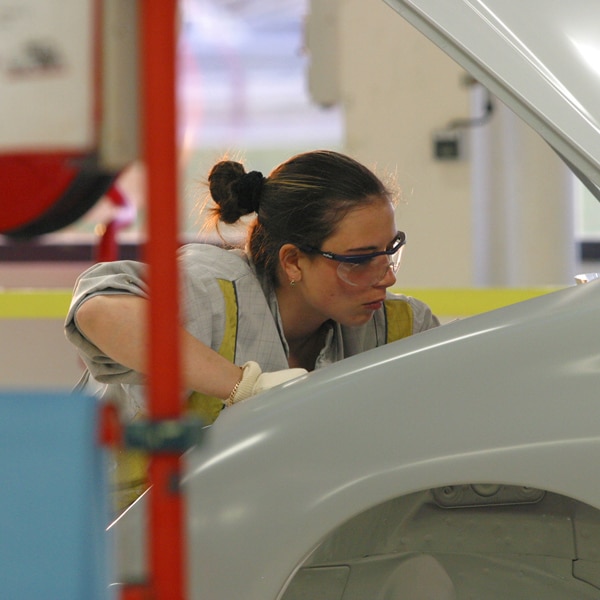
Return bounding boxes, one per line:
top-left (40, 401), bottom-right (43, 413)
top-left (0, 319), bottom-right (84, 389)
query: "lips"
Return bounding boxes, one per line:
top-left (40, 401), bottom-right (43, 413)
top-left (363, 298), bottom-right (385, 310)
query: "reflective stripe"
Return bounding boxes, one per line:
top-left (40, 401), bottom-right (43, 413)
top-left (187, 279), bottom-right (239, 425)
top-left (112, 447), bottom-right (148, 512)
top-left (384, 300), bottom-right (413, 343)
top-left (115, 280), bottom-right (241, 512)
top-left (216, 278), bottom-right (239, 361)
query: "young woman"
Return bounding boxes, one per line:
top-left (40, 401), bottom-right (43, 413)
top-left (66, 150), bottom-right (438, 417)
top-left (65, 149), bottom-right (439, 508)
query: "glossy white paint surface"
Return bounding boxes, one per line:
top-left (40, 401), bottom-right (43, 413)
top-left (384, 0), bottom-right (600, 192)
top-left (181, 280), bottom-right (600, 599)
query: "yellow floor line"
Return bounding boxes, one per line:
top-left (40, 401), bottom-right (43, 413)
top-left (0, 287), bottom-right (564, 320)
top-left (398, 287), bottom-right (563, 317)
top-left (0, 290), bottom-right (72, 319)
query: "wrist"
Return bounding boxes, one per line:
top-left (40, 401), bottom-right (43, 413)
top-left (226, 366), bottom-right (244, 404)
top-left (225, 361), bottom-right (262, 406)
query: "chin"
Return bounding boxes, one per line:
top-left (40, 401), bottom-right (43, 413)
top-left (340, 312), bottom-right (375, 328)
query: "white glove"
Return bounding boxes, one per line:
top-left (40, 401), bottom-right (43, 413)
top-left (225, 361), bottom-right (307, 406)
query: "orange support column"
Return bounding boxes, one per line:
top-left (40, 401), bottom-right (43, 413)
top-left (140, 1), bottom-right (186, 599)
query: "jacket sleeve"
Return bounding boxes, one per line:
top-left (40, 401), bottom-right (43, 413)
top-left (64, 260), bottom-right (149, 384)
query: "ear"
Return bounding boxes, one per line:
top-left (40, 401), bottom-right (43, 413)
top-left (278, 243), bottom-right (303, 284)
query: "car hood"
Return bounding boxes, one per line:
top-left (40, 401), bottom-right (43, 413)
top-left (384, 0), bottom-right (600, 198)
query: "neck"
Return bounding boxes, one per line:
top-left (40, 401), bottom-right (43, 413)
top-left (285, 324), bottom-right (328, 370)
top-left (275, 283), bottom-right (327, 369)
top-left (275, 282), bottom-right (324, 342)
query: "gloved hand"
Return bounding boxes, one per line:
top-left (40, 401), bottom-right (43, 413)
top-left (225, 361), bottom-right (308, 406)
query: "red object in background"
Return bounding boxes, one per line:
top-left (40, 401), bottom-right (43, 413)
top-left (96, 184), bottom-right (136, 262)
top-left (0, 152), bottom-right (116, 238)
top-left (0, 153), bottom-right (75, 230)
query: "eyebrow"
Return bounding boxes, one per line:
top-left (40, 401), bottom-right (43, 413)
top-left (343, 233), bottom-right (399, 254)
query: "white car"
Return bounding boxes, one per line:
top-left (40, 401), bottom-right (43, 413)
top-left (114, 1), bottom-right (600, 599)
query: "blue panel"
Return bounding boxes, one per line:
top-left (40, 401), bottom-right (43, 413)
top-left (0, 391), bottom-right (112, 600)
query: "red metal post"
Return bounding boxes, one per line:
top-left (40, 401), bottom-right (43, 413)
top-left (140, 1), bottom-right (186, 599)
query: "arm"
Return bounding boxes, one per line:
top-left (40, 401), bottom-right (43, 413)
top-left (75, 294), bottom-right (242, 400)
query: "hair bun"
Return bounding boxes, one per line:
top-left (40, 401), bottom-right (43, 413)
top-left (231, 170), bottom-right (264, 214)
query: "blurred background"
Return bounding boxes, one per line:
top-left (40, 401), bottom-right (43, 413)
top-left (1, 0), bottom-right (599, 387)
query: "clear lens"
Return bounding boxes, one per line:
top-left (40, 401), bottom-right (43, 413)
top-left (337, 245), bottom-right (404, 286)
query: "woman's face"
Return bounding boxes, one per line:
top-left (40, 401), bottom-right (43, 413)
top-left (297, 198), bottom-right (399, 328)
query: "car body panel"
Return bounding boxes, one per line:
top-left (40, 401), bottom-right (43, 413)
top-left (177, 280), bottom-right (600, 599)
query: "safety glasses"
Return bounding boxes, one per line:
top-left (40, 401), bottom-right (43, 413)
top-left (298, 231), bottom-right (406, 287)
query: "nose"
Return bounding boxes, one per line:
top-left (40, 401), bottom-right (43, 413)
top-left (375, 262), bottom-right (397, 288)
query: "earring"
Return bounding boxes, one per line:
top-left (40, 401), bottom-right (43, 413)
top-left (289, 279), bottom-right (296, 287)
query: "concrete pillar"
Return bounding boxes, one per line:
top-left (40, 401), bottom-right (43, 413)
top-left (471, 87), bottom-right (576, 286)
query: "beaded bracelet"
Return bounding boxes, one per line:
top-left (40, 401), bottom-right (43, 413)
top-left (226, 367), bottom-right (245, 406)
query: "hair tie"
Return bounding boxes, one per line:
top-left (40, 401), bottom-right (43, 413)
top-left (232, 171), bottom-right (265, 213)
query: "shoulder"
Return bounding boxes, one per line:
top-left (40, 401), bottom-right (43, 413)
top-left (385, 290), bottom-right (440, 333)
top-left (178, 243), bottom-right (253, 282)
top-left (69, 260), bottom-right (149, 310)
top-left (178, 244), bottom-right (268, 316)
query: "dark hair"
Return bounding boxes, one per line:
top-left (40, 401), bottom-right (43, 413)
top-left (206, 150), bottom-right (394, 286)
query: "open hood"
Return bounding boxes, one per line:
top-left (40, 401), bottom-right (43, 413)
top-left (384, 0), bottom-right (600, 199)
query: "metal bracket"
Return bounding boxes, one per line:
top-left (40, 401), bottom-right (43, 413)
top-left (432, 484), bottom-right (545, 508)
top-left (124, 417), bottom-right (205, 453)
